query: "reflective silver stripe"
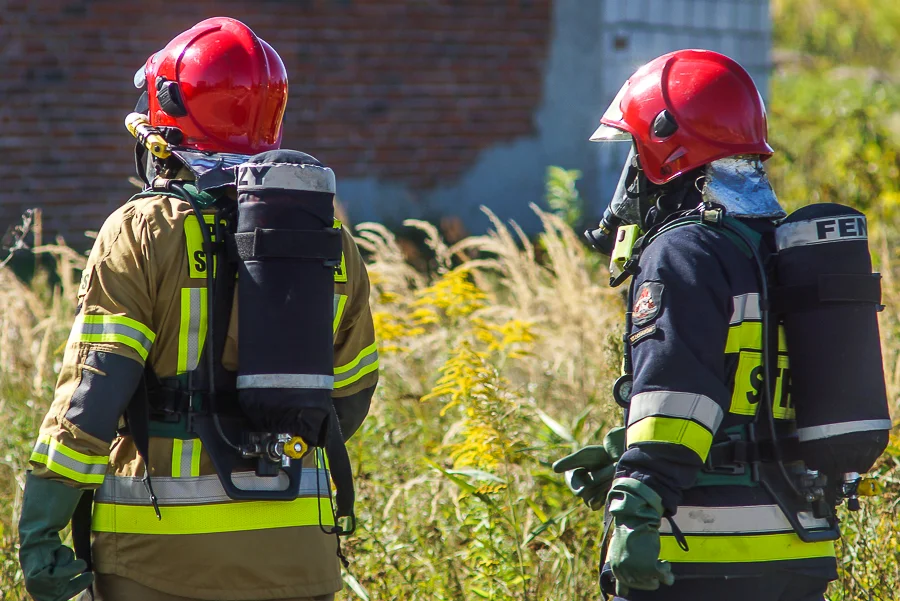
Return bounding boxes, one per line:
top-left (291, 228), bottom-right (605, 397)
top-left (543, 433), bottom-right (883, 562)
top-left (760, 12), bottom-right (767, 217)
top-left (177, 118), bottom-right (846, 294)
top-left (628, 391), bottom-right (724, 433)
top-left (71, 318), bottom-right (154, 355)
top-left (730, 293), bottom-right (761, 324)
top-left (797, 419), bottom-right (892, 442)
top-left (94, 470), bottom-right (330, 505)
top-left (775, 215), bottom-right (868, 250)
top-left (237, 374), bottom-right (335, 389)
top-left (334, 349), bottom-right (379, 386)
top-left (660, 504), bottom-right (831, 534)
top-left (182, 288), bottom-right (205, 372)
top-left (236, 163), bottom-right (336, 194)
top-left (31, 440), bottom-right (108, 478)
top-left (176, 439), bottom-right (197, 478)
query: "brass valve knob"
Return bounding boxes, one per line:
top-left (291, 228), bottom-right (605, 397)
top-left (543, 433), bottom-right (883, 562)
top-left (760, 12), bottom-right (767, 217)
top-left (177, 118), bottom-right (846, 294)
top-left (283, 436), bottom-right (309, 459)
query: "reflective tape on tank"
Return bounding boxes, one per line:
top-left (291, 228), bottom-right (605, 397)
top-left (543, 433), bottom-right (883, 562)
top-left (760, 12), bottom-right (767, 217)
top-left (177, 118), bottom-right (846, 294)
top-left (91, 497), bottom-right (335, 535)
top-left (333, 293), bottom-right (348, 334)
top-left (236, 374), bottom-right (334, 389)
top-left (333, 342), bottom-right (379, 389)
top-left (660, 532), bottom-right (836, 563)
top-left (776, 215), bottom-right (868, 250)
top-left (626, 416), bottom-right (714, 461)
top-left (171, 438), bottom-right (202, 478)
top-left (730, 293), bottom-right (761, 324)
top-left (627, 391), bottom-right (724, 433)
top-left (94, 469), bottom-right (330, 506)
top-left (659, 505), bottom-right (831, 535)
top-left (236, 163), bottom-right (336, 194)
top-left (30, 435), bottom-right (108, 485)
top-left (796, 419), bottom-right (893, 442)
top-left (70, 314), bottom-right (156, 361)
top-left (177, 287), bottom-right (207, 374)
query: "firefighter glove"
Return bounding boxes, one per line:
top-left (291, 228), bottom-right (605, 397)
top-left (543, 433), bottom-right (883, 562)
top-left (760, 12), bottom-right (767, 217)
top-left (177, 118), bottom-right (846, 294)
top-left (18, 473), bottom-right (94, 601)
top-left (552, 426), bottom-right (625, 510)
top-left (606, 477), bottom-right (675, 597)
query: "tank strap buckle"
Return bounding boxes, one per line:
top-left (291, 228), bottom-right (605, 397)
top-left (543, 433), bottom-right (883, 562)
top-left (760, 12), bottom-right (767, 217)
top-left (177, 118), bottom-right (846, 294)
top-left (704, 434), bottom-right (756, 475)
top-left (701, 207), bottom-right (724, 225)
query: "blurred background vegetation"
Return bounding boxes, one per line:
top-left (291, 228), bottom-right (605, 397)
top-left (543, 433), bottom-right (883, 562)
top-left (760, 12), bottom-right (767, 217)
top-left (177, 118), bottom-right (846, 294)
top-left (1, 1), bottom-right (900, 600)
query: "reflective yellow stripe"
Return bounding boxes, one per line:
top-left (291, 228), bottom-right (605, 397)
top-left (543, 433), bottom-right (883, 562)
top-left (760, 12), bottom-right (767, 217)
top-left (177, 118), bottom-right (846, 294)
top-left (30, 435), bottom-right (108, 485)
top-left (177, 287), bottom-right (207, 374)
top-left (627, 416), bottom-right (714, 461)
top-left (725, 322), bottom-right (787, 354)
top-left (171, 439), bottom-right (182, 478)
top-left (172, 439), bottom-right (203, 478)
top-left (333, 294), bottom-right (348, 334)
top-left (72, 315), bottom-right (156, 361)
top-left (190, 440), bottom-right (202, 477)
top-left (185, 213), bottom-right (217, 279)
top-left (316, 448), bottom-right (331, 470)
top-left (91, 497), bottom-right (334, 535)
top-left (334, 341), bottom-right (379, 389)
top-left (334, 252), bottom-right (347, 283)
top-left (660, 533), bottom-right (835, 563)
top-left (82, 315), bottom-right (155, 341)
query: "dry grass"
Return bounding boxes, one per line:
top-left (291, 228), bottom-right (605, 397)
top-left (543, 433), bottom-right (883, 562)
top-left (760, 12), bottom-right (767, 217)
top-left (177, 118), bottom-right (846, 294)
top-left (0, 208), bottom-right (897, 600)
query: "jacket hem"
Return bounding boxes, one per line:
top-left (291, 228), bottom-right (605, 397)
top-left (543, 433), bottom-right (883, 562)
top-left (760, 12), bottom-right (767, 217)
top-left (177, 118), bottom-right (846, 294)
top-left (96, 565), bottom-right (343, 600)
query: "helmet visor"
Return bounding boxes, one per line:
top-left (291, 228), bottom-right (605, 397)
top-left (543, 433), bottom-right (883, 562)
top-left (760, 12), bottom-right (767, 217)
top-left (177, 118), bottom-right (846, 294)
top-left (590, 124), bottom-right (631, 142)
top-left (607, 145), bottom-right (643, 225)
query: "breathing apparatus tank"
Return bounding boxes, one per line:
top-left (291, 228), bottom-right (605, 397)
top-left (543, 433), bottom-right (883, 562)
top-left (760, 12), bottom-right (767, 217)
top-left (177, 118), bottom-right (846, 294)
top-left (234, 150), bottom-right (342, 448)
top-left (774, 204), bottom-right (891, 480)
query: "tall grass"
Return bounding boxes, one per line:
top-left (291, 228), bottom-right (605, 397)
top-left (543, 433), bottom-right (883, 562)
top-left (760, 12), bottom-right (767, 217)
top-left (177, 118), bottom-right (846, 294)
top-left (0, 205), bottom-right (896, 600)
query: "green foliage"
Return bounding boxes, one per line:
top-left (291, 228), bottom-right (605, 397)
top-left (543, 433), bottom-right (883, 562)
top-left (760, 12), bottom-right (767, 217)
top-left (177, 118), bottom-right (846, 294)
top-left (773, 0), bottom-right (900, 66)
top-left (544, 167), bottom-right (583, 230)
top-left (768, 0), bottom-right (900, 222)
top-left (767, 71), bottom-right (900, 219)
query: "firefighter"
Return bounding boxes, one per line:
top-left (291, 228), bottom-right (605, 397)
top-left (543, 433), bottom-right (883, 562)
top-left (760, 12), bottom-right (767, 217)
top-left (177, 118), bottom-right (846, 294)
top-left (558, 50), bottom-right (848, 601)
top-left (18, 17), bottom-right (379, 601)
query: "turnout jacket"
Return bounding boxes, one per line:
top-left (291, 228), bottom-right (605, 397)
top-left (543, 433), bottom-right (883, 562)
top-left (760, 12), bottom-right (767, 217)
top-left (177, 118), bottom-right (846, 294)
top-left (29, 191), bottom-right (379, 600)
top-left (616, 219), bottom-right (838, 579)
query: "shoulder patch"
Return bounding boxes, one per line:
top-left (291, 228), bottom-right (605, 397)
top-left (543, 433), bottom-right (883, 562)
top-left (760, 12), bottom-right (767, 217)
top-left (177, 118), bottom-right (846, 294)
top-left (632, 281), bottom-right (663, 326)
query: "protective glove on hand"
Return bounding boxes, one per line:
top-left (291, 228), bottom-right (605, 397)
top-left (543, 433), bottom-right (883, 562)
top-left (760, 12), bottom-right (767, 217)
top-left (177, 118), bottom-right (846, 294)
top-left (19, 472), bottom-right (94, 601)
top-left (552, 426), bottom-right (625, 510)
top-left (606, 477), bottom-right (675, 597)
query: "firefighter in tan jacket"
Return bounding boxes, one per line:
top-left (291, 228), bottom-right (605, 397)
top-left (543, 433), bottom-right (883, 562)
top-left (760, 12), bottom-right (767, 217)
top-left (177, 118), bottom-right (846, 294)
top-left (18, 18), bottom-right (378, 601)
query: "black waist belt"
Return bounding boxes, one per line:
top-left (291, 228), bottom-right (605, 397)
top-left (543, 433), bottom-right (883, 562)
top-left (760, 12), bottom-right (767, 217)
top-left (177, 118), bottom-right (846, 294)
top-left (706, 436), bottom-right (802, 471)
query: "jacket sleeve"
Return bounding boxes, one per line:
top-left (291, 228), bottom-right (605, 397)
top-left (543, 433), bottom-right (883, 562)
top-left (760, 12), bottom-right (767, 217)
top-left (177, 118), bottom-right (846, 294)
top-left (331, 228), bottom-right (379, 439)
top-left (29, 205), bottom-right (155, 489)
top-left (617, 225), bottom-right (734, 515)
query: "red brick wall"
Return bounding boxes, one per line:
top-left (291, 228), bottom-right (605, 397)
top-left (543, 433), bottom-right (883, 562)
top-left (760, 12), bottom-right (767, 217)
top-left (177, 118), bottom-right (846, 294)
top-left (0, 0), bottom-right (551, 247)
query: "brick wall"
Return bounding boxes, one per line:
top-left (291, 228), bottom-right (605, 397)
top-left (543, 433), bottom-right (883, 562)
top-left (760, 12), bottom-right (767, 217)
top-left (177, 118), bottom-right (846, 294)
top-left (0, 0), bottom-right (551, 246)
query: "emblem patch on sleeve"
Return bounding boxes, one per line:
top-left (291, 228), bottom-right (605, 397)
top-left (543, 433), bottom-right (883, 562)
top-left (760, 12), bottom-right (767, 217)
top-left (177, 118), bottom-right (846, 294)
top-left (632, 281), bottom-right (663, 326)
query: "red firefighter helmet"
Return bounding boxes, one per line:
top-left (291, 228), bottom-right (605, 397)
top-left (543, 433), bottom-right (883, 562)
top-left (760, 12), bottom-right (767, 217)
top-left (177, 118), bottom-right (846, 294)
top-left (140, 17), bottom-right (288, 155)
top-left (591, 49), bottom-right (772, 184)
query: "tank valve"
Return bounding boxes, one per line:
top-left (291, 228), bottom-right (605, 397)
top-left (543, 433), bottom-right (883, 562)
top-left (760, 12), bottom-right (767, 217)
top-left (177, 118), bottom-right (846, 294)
top-left (842, 472), bottom-right (862, 511)
top-left (284, 436), bottom-right (309, 459)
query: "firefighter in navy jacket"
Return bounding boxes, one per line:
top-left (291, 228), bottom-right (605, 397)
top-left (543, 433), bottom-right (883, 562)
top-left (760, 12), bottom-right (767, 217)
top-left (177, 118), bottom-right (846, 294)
top-left (555, 50), bottom-right (840, 601)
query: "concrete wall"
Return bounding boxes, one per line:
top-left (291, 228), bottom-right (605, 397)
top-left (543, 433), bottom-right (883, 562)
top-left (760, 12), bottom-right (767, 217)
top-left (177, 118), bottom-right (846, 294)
top-left (338, 0), bottom-right (772, 233)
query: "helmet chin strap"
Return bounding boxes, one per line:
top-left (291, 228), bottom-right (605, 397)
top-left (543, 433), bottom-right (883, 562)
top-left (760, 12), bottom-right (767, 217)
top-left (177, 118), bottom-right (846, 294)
top-left (622, 156), bottom-right (701, 231)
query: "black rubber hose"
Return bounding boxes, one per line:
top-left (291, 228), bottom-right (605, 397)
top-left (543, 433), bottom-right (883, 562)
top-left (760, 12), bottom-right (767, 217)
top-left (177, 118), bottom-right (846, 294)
top-left (169, 181), bottom-right (240, 452)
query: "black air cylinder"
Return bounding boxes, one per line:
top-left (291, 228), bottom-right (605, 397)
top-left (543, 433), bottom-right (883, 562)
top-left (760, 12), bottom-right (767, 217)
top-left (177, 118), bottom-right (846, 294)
top-left (234, 150), bottom-right (341, 447)
top-left (775, 203), bottom-right (890, 476)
